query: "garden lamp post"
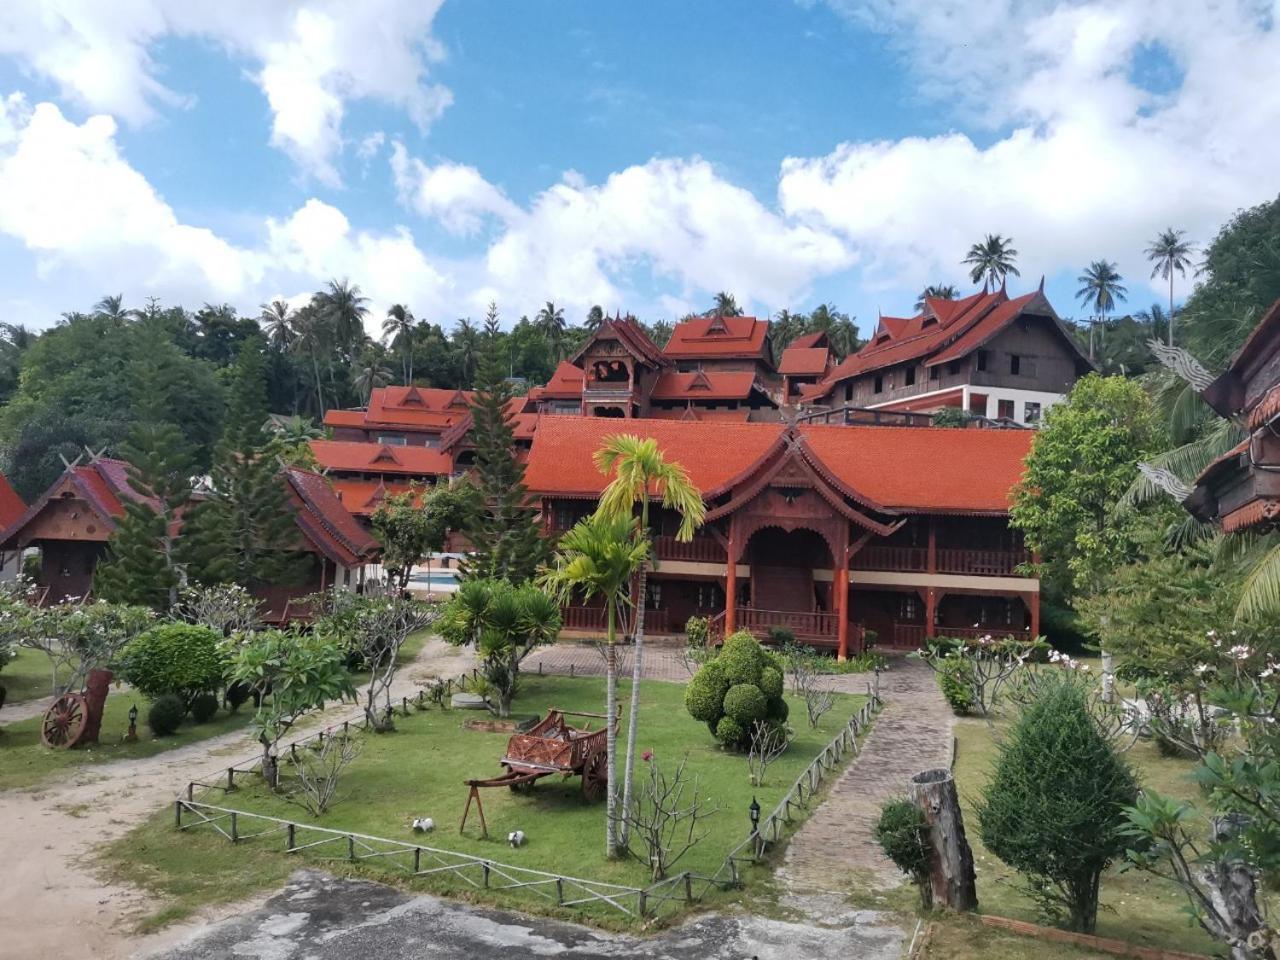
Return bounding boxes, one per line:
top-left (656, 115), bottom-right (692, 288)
top-left (749, 795), bottom-right (762, 859)
top-left (126, 703), bottom-right (138, 743)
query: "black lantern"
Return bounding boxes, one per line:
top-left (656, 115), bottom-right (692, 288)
top-left (126, 702), bottom-right (139, 743)
top-left (749, 795), bottom-right (761, 832)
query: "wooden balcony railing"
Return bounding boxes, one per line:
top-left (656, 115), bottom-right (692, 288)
top-left (887, 622), bottom-right (1031, 647)
top-left (560, 605), bottom-right (672, 635)
top-left (852, 546), bottom-right (1027, 576)
top-left (851, 545), bottom-right (927, 571)
top-left (735, 607), bottom-right (837, 640)
top-left (653, 535), bottom-right (724, 563)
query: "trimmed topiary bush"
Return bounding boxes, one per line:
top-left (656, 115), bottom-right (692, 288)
top-left (120, 623), bottom-right (226, 705)
top-left (685, 630), bottom-right (789, 749)
top-left (148, 693), bottom-right (186, 736)
top-left (188, 692), bottom-right (220, 724)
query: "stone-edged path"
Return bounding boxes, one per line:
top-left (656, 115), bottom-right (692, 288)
top-left (781, 658), bottom-right (953, 892)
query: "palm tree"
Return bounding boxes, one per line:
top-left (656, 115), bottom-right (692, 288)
top-left (267, 414), bottom-right (324, 445)
top-left (709, 292), bottom-right (742, 317)
top-left (916, 284), bottom-right (959, 311)
top-left (593, 435), bottom-right (706, 848)
top-left (93, 294), bottom-right (130, 321)
top-left (316, 279), bottom-right (369, 353)
top-left (453, 317), bottom-right (480, 387)
top-left (1145, 228), bottom-right (1195, 347)
top-left (353, 355), bottom-right (393, 403)
top-left (771, 309), bottom-right (803, 349)
top-left (585, 305), bottom-right (605, 332)
top-left (536, 301), bottom-right (567, 360)
top-left (383, 304), bottom-right (416, 384)
top-left (962, 235), bottom-right (1020, 290)
top-left (1076, 260), bottom-right (1128, 360)
top-left (538, 513), bottom-right (649, 858)
top-left (291, 303), bottom-right (328, 416)
top-left (259, 299), bottom-right (297, 352)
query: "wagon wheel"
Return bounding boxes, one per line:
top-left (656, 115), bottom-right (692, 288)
top-left (42, 693), bottom-right (89, 749)
top-left (581, 749), bottom-right (608, 802)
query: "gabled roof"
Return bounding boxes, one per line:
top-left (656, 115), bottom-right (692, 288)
top-left (1203, 297), bottom-right (1280, 418)
top-left (778, 346), bottom-right (831, 376)
top-left (325, 386), bottom-right (477, 431)
top-left (523, 417), bottom-right (1033, 514)
top-left (330, 478), bottom-right (421, 517)
top-left (808, 287), bottom-right (1088, 399)
top-left (282, 467), bottom-right (380, 567)
top-left (570, 316), bottom-right (668, 369)
top-left (649, 371), bottom-right (759, 401)
top-left (649, 408), bottom-right (753, 423)
top-left (664, 315), bottom-right (770, 359)
top-left (541, 360), bottom-right (585, 399)
top-left (789, 331), bottom-right (829, 350)
top-left (0, 457), bottom-right (160, 548)
top-left (309, 440), bottom-right (453, 477)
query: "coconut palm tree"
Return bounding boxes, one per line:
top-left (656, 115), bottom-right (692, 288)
top-left (383, 304), bottom-right (415, 384)
top-left (291, 303), bottom-right (328, 416)
top-left (593, 435), bottom-right (706, 847)
top-left (1145, 228), bottom-right (1195, 347)
top-left (353, 355), bottom-right (393, 403)
top-left (316, 278), bottom-right (369, 354)
top-left (916, 284), bottom-right (959, 311)
top-left (259, 299), bottom-right (297, 352)
top-left (1076, 260), bottom-right (1128, 360)
top-left (538, 513), bottom-right (649, 858)
top-left (585, 305), bottom-right (605, 332)
top-left (962, 235), bottom-right (1021, 290)
top-left (93, 294), bottom-right (130, 321)
top-left (709, 292), bottom-right (742, 317)
top-left (267, 414), bottom-right (324, 445)
top-left (453, 317), bottom-right (480, 387)
top-left (536, 301), bottom-right (567, 360)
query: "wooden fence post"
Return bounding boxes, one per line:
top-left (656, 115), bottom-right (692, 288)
top-left (287, 823), bottom-right (296, 851)
top-left (174, 799), bottom-right (182, 828)
top-left (227, 767), bottom-right (235, 791)
top-left (909, 768), bottom-right (977, 911)
top-left (230, 812), bottom-right (239, 843)
top-left (555, 877), bottom-right (564, 904)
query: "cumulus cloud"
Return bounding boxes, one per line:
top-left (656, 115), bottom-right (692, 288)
top-left (0, 0), bottom-right (450, 184)
top-left (390, 142), bottom-right (521, 235)
top-left (784, 0), bottom-right (1280, 297)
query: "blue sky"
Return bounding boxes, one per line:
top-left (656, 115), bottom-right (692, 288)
top-left (0, 1), bottom-right (1277, 335)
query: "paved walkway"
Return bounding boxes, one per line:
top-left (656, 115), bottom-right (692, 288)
top-left (781, 657), bottom-right (953, 892)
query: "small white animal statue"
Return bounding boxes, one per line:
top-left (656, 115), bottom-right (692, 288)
top-left (412, 817), bottom-right (435, 833)
top-left (507, 830), bottom-right (525, 848)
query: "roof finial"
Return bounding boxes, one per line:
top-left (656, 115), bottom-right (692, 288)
top-left (1038, 274), bottom-right (1045, 292)
top-left (999, 275), bottom-right (1007, 295)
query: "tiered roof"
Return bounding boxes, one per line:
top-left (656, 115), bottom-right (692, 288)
top-left (282, 467), bottom-right (381, 567)
top-left (310, 440), bottom-right (453, 477)
top-left (649, 370), bottom-right (760, 401)
top-left (540, 360), bottom-right (585, 399)
top-left (664, 315), bottom-right (770, 360)
top-left (570, 316), bottom-right (667, 368)
top-left (324, 386), bottom-right (475, 431)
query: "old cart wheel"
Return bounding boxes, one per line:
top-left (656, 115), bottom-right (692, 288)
top-left (581, 750), bottom-right (608, 802)
top-left (42, 693), bottom-right (89, 749)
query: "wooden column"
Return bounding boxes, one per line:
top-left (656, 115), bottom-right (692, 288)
top-left (835, 565), bottom-right (850, 661)
top-left (927, 516), bottom-right (937, 573)
top-left (724, 517), bottom-right (738, 636)
top-left (925, 587), bottom-right (938, 639)
top-left (1028, 591), bottom-right (1040, 638)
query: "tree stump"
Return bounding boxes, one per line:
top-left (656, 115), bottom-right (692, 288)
top-left (909, 768), bottom-right (978, 911)
top-left (1204, 815), bottom-right (1272, 960)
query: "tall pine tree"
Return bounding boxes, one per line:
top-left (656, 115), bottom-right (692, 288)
top-left (461, 303), bottom-right (547, 583)
top-left (183, 339), bottom-right (308, 588)
top-left (95, 333), bottom-right (195, 609)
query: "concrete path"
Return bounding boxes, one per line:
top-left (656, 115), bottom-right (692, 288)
top-left (147, 869), bottom-right (907, 960)
top-left (781, 657), bottom-right (953, 892)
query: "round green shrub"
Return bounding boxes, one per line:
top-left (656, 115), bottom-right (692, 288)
top-left (723, 683), bottom-right (767, 726)
top-left (120, 623), bottom-right (226, 704)
top-left (148, 694), bottom-right (186, 737)
top-left (766, 695), bottom-right (790, 723)
top-left (873, 799), bottom-right (932, 908)
top-left (715, 715), bottom-right (744, 747)
top-left (684, 660), bottom-right (730, 723)
top-left (759, 665), bottom-right (784, 700)
top-left (719, 630), bottom-right (765, 686)
top-left (188, 692), bottom-right (220, 724)
top-left (937, 657), bottom-right (976, 715)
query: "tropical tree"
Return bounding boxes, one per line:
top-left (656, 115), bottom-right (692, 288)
top-left (916, 285), bottom-right (959, 311)
top-left (593, 435), bottom-right (707, 846)
top-left (1145, 228), bottom-right (1195, 346)
top-left (1075, 259), bottom-right (1128, 360)
top-left (316, 278), bottom-right (369, 351)
top-left (539, 513), bottom-right (649, 858)
top-left (453, 317), bottom-right (480, 387)
top-left (291, 303), bottom-right (329, 415)
top-left (585, 304), bottom-right (605, 332)
top-left (93, 293), bottom-right (131, 321)
top-left (353, 355), bottom-right (393, 403)
top-left (259, 299), bottom-right (296, 352)
top-left (709, 292), bottom-right (742, 317)
top-left (962, 235), bottom-right (1020, 290)
top-left (382, 303), bottom-right (415, 383)
top-left (535, 301), bottom-right (567, 361)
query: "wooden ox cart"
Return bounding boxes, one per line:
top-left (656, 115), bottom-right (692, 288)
top-left (460, 708), bottom-right (610, 835)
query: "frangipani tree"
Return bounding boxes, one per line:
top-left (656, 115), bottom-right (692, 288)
top-left (538, 512), bottom-right (649, 858)
top-left (593, 434), bottom-right (706, 847)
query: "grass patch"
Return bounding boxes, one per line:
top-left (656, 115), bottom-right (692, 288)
top-left (0, 645), bottom-right (71, 705)
top-left (104, 674), bottom-right (866, 929)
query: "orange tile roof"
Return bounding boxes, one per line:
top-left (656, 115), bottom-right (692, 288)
top-left (789, 331), bottom-right (829, 350)
top-left (524, 417), bottom-right (785, 496)
top-left (664, 315), bottom-right (769, 359)
top-left (797, 424), bottom-right (1033, 512)
top-left (283, 467), bottom-right (380, 566)
top-left (310, 440), bottom-right (453, 477)
top-left (926, 292), bottom-right (1039, 366)
top-left (650, 370), bottom-right (758, 400)
top-left (649, 407), bottom-right (753, 423)
top-left (329, 478), bottom-right (421, 516)
top-left (324, 386), bottom-right (476, 431)
top-left (0, 474), bottom-right (23, 530)
top-left (541, 360), bottom-right (585, 399)
top-left (778, 346), bottom-right (830, 376)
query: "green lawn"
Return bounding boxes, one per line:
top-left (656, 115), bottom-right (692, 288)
top-left (0, 645), bottom-right (70, 705)
top-left (104, 674), bottom-right (867, 929)
top-left (944, 716), bottom-right (1218, 957)
top-left (0, 630), bottom-right (437, 793)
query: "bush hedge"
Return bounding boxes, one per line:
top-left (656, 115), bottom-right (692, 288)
top-left (148, 693), bottom-right (186, 736)
top-left (684, 630), bottom-right (788, 749)
top-left (120, 623), bottom-right (225, 704)
top-left (937, 656), bottom-right (976, 715)
top-left (188, 691), bottom-right (220, 724)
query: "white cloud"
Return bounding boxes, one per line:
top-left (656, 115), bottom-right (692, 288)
top-left (390, 142), bottom-right (521, 235)
top-left (0, 1), bottom-right (450, 184)
top-left (784, 0), bottom-right (1280, 300)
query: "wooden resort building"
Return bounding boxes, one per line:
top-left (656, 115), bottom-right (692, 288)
top-left (0, 457), bottom-right (379, 617)
top-left (523, 417), bottom-right (1040, 657)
